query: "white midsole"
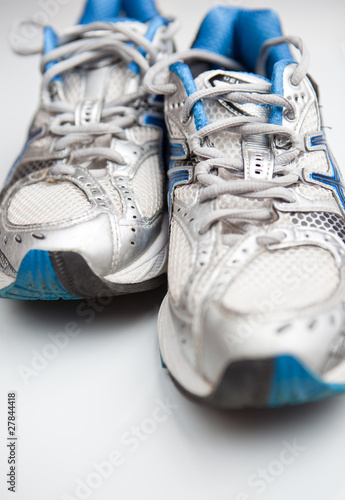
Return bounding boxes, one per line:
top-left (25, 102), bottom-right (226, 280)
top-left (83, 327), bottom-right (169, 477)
top-left (324, 360), bottom-right (345, 384)
top-left (159, 294), bottom-right (345, 397)
top-left (158, 294), bottom-right (214, 398)
top-left (0, 216), bottom-right (168, 290)
top-left (0, 271), bottom-right (15, 290)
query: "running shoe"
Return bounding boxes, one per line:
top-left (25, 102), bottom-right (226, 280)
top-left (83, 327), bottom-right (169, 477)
top-left (0, 0), bottom-right (175, 300)
top-left (146, 7), bottom-right (345, 407)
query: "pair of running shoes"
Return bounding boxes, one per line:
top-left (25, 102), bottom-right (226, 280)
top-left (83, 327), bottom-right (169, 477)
top-left (3, 0), bottom-right (345, 409)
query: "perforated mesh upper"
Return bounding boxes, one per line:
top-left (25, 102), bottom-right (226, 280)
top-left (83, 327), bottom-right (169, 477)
top-left (5, 161), bottom-right (56, 192)
top-left (202, 100), bottom-right (243, 160)
top-left (298, 183), bottom-right (333, 200)
top-left (63, 62), bottom-right (129, 105)
top-left (97, 175), bottom-right (123, 214)
top-left (7, 181), bottom-right (91, 225)
top-left (299, 103), bottom-right (319, 134)
top-left (133, 155), bottom-right (163, 218)
top-left (218, 194), bottom-right (270, 210)
top-left (223, 246), bottom-right (339, 314)
top-left (174, 184), bottom-right (199, 205)
top-left (192, 73), bottom-right (268, 212)
top-left (168, 218), bottom-right (193, 301)
top-left (0, 250), bottom-right (16, 278)
top-left (288, 211), bottom-right (345, 243)
top-left (298, 150), bottom-right (329, 175)
top-left (63, 70), bottom-right (85, 104)
top-left (167, 118), bottom-right (183, 138)
top-left (130, 125), bottom-right (160, 143)
top-left (105, 63), bottom-right (128, 102)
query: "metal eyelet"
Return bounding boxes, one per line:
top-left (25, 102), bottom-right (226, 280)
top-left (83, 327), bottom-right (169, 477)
top-left (289, 77), bottom-right (301, 89)
top-left (283, 108), bottom-right (297, 122)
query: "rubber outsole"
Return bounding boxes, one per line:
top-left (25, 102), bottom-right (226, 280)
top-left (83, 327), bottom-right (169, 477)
top-left (0, 249), bottom-right (166, 300)
top-left (50, 251), bottom-right (166, 298)
top-left (166, 355), bottom-right (345, 409)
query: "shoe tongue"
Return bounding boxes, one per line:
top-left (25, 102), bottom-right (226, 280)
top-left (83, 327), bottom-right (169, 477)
top-left (63, 20), bottom-right (147, 106)
top-left (193, 70), bottom-right (272, 169)
top-left (193, 70), bottom-right (273, 215)
top-left (194, 70), bottom-right (272, 122)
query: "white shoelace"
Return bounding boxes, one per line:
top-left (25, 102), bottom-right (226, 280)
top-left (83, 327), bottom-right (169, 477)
top-left (144, 37), bottom-right (311, 243)
top-left (12, 20), bottom-right (178, 167)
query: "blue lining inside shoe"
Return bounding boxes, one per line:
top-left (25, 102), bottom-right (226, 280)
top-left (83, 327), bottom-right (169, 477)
top-left (170, 62), bottom-right (209, 131)
top-left (80, 0), bottom-right (159, 24)
top-left (193, 7), bottom-right (294, 80)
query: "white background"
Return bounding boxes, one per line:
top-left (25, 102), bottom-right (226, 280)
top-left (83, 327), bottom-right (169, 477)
top-left (1, 1), bottom-right (345, 499)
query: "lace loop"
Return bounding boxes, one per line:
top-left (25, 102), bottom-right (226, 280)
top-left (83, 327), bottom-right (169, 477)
top-left (143, 37), bottom-right (310, 236)
top-left (256, 35), bottom-right (310, 86)
top-left (13, 20), bottom-right (174, 168)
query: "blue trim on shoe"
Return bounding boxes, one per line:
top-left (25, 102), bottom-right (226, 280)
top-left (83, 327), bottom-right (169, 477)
top-left (167, 165), bottom-right (190, 214)
top-left (144, 114), bottom-right (165, 130)
top-left (43, 27), bottom-right (62, 82)
top-left (80, 0), bottom-right (121, 24)
top-left (128, 15), bottom-right (169, 74)
top-left (80, 0), bottom-right (158, 24)
top-left (192, 7), bottom-right (294, 79)
top-left (169, 142), bottom-right (187, 159)
top-left (170, 62), bottom-right (209, 131)
top-left (160, 350), bottom-right (167, 369)
top-left (235, 9), bottom-right (292, 78)
top-left (193, 6), bottom-right (240, 59)
top-left (310, 149), bottom-right (345, 214)
top-left (268, 355), bottom-right (345, 407)
top-left (123, 0), bottom-right (158, 23)
top-left (0, 250), bottom-right (78, 301)
top-left (270, 60), bottom-right (296, 125)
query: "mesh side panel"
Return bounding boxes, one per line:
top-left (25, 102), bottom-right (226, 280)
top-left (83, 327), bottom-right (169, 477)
top-left (167, 118), bottom-right (183, 138)
top-left (133, 155), bottom-right (163, 218)
top-left (298, 150), bottom-right (329, 175)
top-left (63, 70), bottom-right (85, 104)
top-left (0, 250), bottom-right (16, 278)
top-left (223, 246), bottom-right (339, 314)
top-left (97, 175), bottom-right (122, 214)
top-left (203, 100), bottom-right (234, 123)
top-left (289, 211), bottom-right (345, 243)
top-left (298, 184), bottom-right (332, 200)
top-left (218, 194), bottom-right (270, 210)
top-left (105, 63), bottom-right (128, 102)
top-left (5, 160), bottom-right (56, 193)
top-left (300, 103), bottom-right (319, 134)
top-left (174, 184), bottom-right (198, 205)
top-left (168, 218), bottom-right (193, 302)
top-left (7, 181), bottom-right (91, 225)
top-left (130, 126), bottom-right (160, 143)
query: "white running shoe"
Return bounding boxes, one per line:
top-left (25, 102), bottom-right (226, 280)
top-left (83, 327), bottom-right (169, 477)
top-left (146, 6), bottom-right (345, 407)
top-left (0, 0), bottom-right (176, 300)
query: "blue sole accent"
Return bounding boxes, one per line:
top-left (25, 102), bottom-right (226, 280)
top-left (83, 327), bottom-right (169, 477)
top-left (0, 250), bottom-right (79, 301)
top-left (268, 355), bottom-right (345, 407)
top-left (159, 350), bottom-right (167, 369)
